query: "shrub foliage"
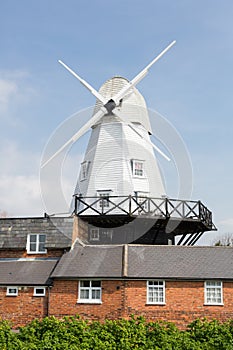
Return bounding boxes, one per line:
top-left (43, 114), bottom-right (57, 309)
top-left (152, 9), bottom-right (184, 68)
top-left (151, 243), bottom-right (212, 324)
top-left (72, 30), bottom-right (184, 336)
top-left (1, 316), bottom-right (233, 349)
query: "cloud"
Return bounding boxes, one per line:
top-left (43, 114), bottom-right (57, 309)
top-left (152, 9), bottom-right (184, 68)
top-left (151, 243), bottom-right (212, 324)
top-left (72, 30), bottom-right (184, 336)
top-left (0, 174), bottom-right (43, 217)
top-left (0, 79), bottom-right (18, 107)
top-left (0, 70), bottom-right (37, 123)
top-left (0, 140), bottom-right (82, 217)
top-left (0, 140), bottom-right (42, 216)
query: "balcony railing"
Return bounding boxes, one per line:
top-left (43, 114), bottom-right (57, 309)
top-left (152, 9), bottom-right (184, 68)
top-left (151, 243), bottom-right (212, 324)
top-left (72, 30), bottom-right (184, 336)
top-left (74, 195), bottom-right (214, 229)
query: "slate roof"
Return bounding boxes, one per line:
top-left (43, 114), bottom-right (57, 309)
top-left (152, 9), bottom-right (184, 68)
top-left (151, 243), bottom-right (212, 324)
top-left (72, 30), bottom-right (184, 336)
top-left (52, 243), bottom-right (233, 280)
top-left (51, 241), bottom-right (123, 278)
top-left (127, 245), bottom-right (233, 280)
top-left (0, 217), bottom-right (73, 249)
top-left (0, 259), bottom-right (58, 285)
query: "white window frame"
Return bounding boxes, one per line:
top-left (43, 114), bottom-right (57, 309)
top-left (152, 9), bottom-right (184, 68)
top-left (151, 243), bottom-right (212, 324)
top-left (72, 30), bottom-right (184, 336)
top-left (80, 161), bottom-right (89, 181)
top-left (27, 234), bottom-right (47, 254)
top-left (33, 287), bottom-right (46, 297)
top-left (132, 159), bottom-right (145, 178)
top-left (90, 228), bottom-right (100, 241)
top-left (147, 280), bottom-right (165, 305)
top-left (97, 190), bottom-right (111, 209)
top-left (135, 192), bottom-right (148, 212)
top-left (78, 280), bottom-right (102, 304)
top-left (6, 286), bottom-right (18, 296)
top-left (204, 281), bottom-right (223, 305)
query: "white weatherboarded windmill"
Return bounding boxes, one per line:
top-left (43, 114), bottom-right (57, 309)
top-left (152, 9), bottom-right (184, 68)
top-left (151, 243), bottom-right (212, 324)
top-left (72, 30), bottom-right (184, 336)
top-left (43, 41), bottom-right (216, 245)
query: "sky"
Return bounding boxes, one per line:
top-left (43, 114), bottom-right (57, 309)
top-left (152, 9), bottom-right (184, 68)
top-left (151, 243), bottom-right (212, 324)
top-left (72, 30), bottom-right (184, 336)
top-left (0, 0), bottom-right (233, 245)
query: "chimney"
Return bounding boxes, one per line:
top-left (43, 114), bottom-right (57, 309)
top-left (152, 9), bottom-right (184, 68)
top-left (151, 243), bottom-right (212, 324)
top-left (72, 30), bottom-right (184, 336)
top-left (72, 215), bottom-right (88, 245)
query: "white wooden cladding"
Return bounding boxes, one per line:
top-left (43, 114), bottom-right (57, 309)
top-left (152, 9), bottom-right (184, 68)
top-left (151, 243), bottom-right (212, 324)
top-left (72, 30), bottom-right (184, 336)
top-left (74, 77), bottom-right (166, 214)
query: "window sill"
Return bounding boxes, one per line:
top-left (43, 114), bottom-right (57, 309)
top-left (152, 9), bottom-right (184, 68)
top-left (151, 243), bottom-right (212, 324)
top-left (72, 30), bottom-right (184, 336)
top-left (27, 251), bottom-right (47, 255)
top-left (146, 303), bottom-right (166, 306)
top-left (77, 300), bottom-right (102, 304)
top-left (204, 303), bottom-right (224, 306)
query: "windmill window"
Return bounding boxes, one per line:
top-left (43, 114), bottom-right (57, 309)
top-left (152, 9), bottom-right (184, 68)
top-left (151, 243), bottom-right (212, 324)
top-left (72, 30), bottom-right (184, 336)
top-left (80, 161), bottom-right (89, 181)
top-left (204, 281), bottom-right (223, 305)
top-left (97, 191), bottom-right (111, 208)
top-left (90, 228), bottom-right (100, 241)
top-left (33, 287), bottom-right (46, 297)
top-left (27, 234), bottom-right (47, 254)
top-left (6, 287), bottom-right (18, 296)
top-left (135, 192), bottom-right (148, 212)
top-left (132, 160), bottom-right (145, 177)
top-left (147, 280), bottom-right (165, 304)
top-left (78, 280), bottom-right (102, 303)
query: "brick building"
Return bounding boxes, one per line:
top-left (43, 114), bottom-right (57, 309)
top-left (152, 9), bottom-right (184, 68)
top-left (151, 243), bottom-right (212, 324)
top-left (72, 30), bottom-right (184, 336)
top-left (0, 215), bottom-right (232, 329)
top-left (0, 48), bottom-right (225, 329)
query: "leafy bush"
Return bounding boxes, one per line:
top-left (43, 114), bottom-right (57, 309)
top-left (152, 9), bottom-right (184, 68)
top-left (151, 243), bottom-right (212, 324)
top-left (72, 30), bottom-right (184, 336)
top-left (0, 319), bottom-right (21, 350)
top-left (1, 316), bottom-right (233, 349)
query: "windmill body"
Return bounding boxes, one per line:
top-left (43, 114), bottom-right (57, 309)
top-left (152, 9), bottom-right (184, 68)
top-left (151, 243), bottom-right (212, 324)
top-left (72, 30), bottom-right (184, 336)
top-left (45, 41), bottom-right (216, 245)
top-left (74, 77), bottom-right (165, 215)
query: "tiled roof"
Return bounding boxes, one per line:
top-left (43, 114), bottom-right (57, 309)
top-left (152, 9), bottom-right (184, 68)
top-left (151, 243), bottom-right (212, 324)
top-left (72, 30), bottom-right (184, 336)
top-left (0, 259), bottom-right (58, 285)
top-left (0, 217), bottom-right (73, 249)
top-left (127, 245), bottom-right (233, 280)
top-left (52, 243), bottom-right (233, 280)
top-left (51, 241), bottom-right (123, 278)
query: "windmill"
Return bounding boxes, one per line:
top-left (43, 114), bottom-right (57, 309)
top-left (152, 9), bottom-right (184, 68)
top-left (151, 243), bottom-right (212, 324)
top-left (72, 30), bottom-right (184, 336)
top-left (42, 41), bottom-right (216, 245)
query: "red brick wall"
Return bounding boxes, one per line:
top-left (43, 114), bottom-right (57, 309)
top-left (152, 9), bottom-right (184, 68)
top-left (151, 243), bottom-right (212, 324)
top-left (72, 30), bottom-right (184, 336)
top-left (2, 280), bottom-right (233, 328)
top-left (123, 280), bottom-right (233, 328)
top-left (49, 280), bottom-right (233, 328)
top-left (49, 280), bottom-right (125, 320)
top-left (0, 287), bottom-right (48, 328)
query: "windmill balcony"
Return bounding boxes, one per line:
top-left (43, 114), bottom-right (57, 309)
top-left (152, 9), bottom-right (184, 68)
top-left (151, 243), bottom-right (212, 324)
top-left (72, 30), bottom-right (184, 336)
top-left (73, 195), bottom-right (216, 239)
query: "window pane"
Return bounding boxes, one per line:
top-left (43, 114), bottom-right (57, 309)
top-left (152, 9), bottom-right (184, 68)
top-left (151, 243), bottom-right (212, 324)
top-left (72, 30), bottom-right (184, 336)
top-left (30, 235), bottom-right (37, 243)
top-left (92, 281), bottom-right (101, 287)
top-left (39, 243), bottom-right (46, 252)
top-left (80, 281), bottom-right (90, 288)
top-left (80, 290), bottom-right (89, 299)
top-left (39, 235), bottom-right (46, 243)
top-left (92, 289), bottom-right (100, 299)
top-left (35, 289), bottom-right (44, 294)
top-left (30, 243), bottom-right (36, 252)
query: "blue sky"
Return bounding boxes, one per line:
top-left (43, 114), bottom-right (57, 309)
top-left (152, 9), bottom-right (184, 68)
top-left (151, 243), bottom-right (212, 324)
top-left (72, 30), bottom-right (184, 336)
top-left (0, 0), bottom-right (233, 244)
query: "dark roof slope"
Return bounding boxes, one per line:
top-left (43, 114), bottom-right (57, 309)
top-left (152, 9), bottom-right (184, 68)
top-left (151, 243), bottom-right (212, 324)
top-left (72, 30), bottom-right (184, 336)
top-left (127, 245), bottom-right (233, 280)
top-left (52, 243), bottom-right (233, 280)
top-left (0, 217), bottom-right (73, 249)
top-left (0, 259), bottom-right (58, 285)
top-left (51, 241), bottom-right (123, 278)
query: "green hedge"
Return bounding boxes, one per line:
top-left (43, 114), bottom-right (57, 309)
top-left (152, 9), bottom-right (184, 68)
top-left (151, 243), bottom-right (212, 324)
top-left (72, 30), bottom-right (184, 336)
top-left (1, 316), bottom-right (233, 349)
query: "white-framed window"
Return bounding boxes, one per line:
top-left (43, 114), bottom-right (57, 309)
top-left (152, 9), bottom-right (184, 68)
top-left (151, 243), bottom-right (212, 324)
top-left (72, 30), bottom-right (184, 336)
top-left (80, 161), bottom-right (89, 181)
top-left (132, 160), bottom-right (145, 177)
top-left (135, 192), bottom-right (148, 212)
top-left (78, 280), bottom-right (102, 303)
top-left (33, 287), bottom-right (46, 297)
top-left (27, 234), bottom-right (47, 254)
top-left (97, 191), bottom-right (111, 209)
top-left (6, 286), bottom-right (18, 296)
top-left (90, 228), bottom-right (100, 241)
top-left (204, 281), bottom-right (223, 305)
top-left (147, 280), bottom-right (165, 304)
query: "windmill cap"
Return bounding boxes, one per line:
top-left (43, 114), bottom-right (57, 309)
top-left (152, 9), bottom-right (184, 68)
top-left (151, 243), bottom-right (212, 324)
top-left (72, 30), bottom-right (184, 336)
top-left (93, 76), bottom-right (152, 134)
